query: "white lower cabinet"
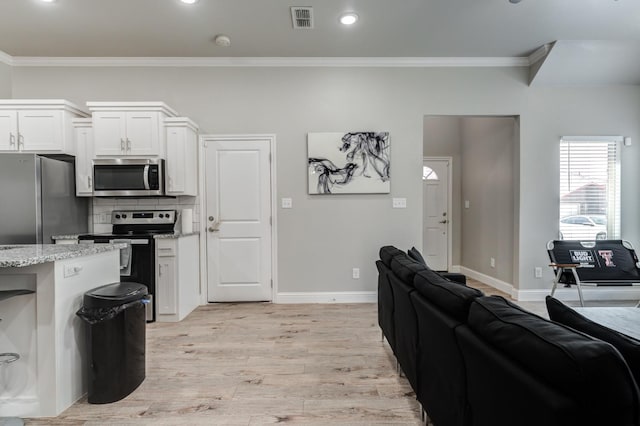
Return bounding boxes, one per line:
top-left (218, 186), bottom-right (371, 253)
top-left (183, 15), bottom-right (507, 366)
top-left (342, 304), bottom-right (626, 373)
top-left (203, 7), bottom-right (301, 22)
top-left (155, 234), bottom-right (200, 322)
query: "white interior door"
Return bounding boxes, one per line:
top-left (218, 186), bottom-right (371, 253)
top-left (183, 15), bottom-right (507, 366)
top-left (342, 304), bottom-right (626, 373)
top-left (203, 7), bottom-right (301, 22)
top-left (205, 137), bottom-right (272, 302)
top-left (423, 158), bottom-right (450, 271)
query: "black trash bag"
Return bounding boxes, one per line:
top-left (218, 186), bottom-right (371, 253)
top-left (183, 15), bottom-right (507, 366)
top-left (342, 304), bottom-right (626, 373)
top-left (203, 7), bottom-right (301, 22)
top-left (76, 297), bottom-right (150, 325)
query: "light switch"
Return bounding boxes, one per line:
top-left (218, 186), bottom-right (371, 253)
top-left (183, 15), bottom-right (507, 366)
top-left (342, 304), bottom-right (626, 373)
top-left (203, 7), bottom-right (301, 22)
top-left (464, 200), bottom-right (470, 209)
top-left (392, 198), bottom-right (407, 209)
top-left (281, 198), bottom-right (293, 209)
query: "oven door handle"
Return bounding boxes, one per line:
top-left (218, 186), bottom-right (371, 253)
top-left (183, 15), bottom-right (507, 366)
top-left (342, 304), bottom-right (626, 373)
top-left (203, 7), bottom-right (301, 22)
top-left (143, 165), bottom-right (150, 190)
top-left (110, 239), bottom-right (149, 245)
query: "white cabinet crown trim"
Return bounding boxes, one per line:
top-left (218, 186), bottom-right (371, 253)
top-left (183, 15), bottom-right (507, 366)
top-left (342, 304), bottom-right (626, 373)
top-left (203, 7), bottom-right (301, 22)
top-left (87, 102), bottom-right (178, 117)
top-left (0, 99), bottom-right (88, 117)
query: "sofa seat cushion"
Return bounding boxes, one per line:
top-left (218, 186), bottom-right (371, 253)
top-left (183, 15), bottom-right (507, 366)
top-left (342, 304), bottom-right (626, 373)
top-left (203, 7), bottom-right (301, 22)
top-left (413, 268), bottom-right (483, 322)
top-left (546, 295), bottom-right (640, 384)
top-left (469, 296), bottom-right (640, 415)
top-left (380, 245), bottom-right (405, 267)
top-left (389, 253), bottom-right (426, 285)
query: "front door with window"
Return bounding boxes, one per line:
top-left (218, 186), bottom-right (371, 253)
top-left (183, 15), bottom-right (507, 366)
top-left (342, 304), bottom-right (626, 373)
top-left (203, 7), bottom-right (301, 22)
top-left (423, 158), bottom-right (450, 271)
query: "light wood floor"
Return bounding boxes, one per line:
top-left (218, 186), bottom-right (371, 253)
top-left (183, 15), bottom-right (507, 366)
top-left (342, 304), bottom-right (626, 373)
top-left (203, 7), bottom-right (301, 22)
top-left (28, 303), bottom-right (420, 425)
top-left (25, 279), bottom-right (635, 425)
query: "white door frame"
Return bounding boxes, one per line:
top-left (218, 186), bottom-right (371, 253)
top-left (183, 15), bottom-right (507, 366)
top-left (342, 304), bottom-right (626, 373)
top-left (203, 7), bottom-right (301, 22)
top-left (423, 156), bottom-right (453, 271)
top-left (198, 134), bottom-right (278, 304)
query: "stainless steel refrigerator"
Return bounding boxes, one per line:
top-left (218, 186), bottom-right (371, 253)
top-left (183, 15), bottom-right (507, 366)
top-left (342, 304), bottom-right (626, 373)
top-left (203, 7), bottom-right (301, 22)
top-left (0, 154), bottom-right (89, 244)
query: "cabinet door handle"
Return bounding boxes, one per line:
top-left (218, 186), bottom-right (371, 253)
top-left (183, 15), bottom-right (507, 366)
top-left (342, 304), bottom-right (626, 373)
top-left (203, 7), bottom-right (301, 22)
top-left (17, 133), bottom-right (24, 150)
top-left (9, 132), bottom-right (15, 147)
top-left (87, 176), bottom-right (92, 188)
top-left (120, 138), bottom-right (125, 152)
top-left (126, 138), bottom-right (131, 151)
top-left (158, 264), bottom-right (162, 276)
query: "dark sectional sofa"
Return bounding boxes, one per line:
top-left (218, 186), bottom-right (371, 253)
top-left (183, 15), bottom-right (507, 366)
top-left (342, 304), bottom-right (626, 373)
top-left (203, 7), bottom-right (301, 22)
top-left (377, 245), bottom-right (640, 426)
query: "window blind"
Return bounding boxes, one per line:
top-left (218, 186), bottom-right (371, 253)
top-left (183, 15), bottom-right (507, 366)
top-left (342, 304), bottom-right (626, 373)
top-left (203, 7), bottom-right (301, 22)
top-left (559, 138), bottom-right (620, 240)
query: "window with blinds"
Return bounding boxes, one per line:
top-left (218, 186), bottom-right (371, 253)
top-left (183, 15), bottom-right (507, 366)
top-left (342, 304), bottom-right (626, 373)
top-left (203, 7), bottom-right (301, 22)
top-left (559, 137), bottom-right (620, 241)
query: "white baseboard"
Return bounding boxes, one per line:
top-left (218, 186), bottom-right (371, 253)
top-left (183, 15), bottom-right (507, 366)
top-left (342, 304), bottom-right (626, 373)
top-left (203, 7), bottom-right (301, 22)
top-left (458, 266), bottom-right (516, 298)
top-left (275, 291), bottom-right (377, 304)
top-left (515, 287), bottom-right (640, 302)
top-left (449, 265), bottom-right (462, 273)
top-left (437, 266), bottom-right (640, 303)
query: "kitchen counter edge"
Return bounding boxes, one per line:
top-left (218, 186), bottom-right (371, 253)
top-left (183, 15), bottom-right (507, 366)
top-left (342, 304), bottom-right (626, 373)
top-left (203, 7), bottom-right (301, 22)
top-left (0, 243), bottom-right (126, 268)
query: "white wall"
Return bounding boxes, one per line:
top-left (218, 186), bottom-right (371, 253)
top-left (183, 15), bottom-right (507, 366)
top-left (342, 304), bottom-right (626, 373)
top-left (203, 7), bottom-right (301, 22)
top-left (519, 86), bottom-right (640, 290)
top-left (460, 117), bottom-right (516, 284)
top-left (10, 66), bottom-right (640, 295)
top-left (0, 62), bottom-right (11, 97)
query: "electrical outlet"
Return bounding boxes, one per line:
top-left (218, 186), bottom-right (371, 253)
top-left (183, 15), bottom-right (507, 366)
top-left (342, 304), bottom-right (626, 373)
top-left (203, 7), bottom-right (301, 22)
top-left (490, 258), bottom-right (495, 268)
top-left (392, 198), bottom-right (407, 209)
top-left (535, 267), bottom-right (543, 278)
top-left (64, 264), bottom-right (82, 278)
top-left (281, 198), bottom-right (293, 209)
top-left (352, 268), bottom-right (360, 279)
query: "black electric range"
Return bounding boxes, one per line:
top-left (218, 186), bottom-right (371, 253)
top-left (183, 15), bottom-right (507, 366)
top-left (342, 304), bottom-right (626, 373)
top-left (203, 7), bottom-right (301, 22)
top-left (78, 210), bottom-right (177, 322)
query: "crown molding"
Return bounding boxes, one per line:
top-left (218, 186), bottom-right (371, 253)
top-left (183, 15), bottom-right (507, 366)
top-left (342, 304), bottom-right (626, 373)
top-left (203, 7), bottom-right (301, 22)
top-left (7, 55), bottom-right (529, 68)
top-left (0, 50), bottom-right (13, 66)
top-left (527, 43), bottom-right (552, 65)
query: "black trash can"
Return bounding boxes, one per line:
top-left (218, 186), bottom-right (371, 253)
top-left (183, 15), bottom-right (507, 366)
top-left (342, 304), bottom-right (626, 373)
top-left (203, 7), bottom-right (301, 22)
top-left (77, 282), bottom-right (149, 404)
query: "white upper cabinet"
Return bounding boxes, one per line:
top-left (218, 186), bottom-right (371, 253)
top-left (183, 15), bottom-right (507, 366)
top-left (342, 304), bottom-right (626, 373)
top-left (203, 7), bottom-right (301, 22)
top-left (164, 118), bottom-right (198, 196)
top-left (0, 100), bottom-right (89, 154)
top-left (88, 102), bottom-right (177, 157)
top-left (73, 118), bottom-right (94, 197)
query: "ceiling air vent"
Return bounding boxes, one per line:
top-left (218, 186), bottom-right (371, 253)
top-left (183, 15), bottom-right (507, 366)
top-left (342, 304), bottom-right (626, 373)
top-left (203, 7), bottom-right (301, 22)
top-left (291, 7), bottom-right (314, 29)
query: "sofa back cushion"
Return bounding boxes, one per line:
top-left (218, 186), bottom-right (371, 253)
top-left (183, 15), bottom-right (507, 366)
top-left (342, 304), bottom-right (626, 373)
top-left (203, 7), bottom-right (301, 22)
top-left (469, 296), bottom-right (640, 418)
top-left (389, 253), bottom-right (426, 285)
top-left (413, 268), bottom-right (483, 322)
top-left (546, 295), bottom-right (640, 384)
top-left (380, 245), bottom-right (405, 267)
top-left (407, 246), bottom-right (427, 265)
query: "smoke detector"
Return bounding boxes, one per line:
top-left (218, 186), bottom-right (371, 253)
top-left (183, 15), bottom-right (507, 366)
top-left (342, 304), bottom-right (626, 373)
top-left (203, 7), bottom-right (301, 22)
top-left (291, 6), bottom-right (314, 29)
top-left (214, 34), bottom-right (231, 47)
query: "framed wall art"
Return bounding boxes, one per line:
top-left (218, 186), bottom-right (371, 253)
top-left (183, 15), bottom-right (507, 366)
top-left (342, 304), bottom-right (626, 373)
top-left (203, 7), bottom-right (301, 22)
top-left (307, 132), bottom-right (390, 194)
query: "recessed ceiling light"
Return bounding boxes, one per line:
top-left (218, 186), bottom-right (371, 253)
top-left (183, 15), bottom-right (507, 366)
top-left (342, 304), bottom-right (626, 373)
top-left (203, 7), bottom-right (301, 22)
top-left (40, 0), bottom-right (56, 3)
top-left (340, 13), bottom-right (358, 25)
top-left (180, 0), bottom-right (198, 4)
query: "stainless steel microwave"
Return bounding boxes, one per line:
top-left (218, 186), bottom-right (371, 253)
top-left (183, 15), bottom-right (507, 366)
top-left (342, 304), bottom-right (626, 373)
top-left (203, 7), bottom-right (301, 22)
top-left (93, 158), bottom-right (165, 197)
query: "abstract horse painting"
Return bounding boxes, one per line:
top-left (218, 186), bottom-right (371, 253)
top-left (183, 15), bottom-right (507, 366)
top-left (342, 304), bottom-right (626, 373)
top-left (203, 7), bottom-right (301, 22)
top-left (308, 132), bottom-right (390, 194)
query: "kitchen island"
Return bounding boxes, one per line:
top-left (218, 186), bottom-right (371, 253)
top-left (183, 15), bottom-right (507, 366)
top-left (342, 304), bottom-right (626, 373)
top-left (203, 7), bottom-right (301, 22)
top-left (0, 244), bottom-right (123, 418)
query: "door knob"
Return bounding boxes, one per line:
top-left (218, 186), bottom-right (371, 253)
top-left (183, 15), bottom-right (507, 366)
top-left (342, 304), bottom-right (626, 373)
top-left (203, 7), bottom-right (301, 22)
top-left (208, 227), bottom-right (219, 232)
top-left (439, 220), bottom-right (448, 224)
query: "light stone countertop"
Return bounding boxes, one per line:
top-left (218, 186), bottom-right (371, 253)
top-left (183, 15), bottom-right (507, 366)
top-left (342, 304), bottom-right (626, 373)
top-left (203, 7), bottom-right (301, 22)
top-left (153, 231), bottom-right (200, 239)
top-left (0, 243), bottom-right (126, 268)
top-left (52, 231), bottom-right (200, 241)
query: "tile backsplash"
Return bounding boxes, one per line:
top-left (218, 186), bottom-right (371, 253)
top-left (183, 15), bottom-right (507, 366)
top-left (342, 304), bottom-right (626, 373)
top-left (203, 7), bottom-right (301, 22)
top-left (92, 196), bottom-right (200, 234)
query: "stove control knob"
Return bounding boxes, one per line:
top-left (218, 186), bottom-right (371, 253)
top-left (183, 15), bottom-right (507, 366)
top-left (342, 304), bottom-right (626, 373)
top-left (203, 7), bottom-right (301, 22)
top-left (122, 214), bottom-right (127, 219)
top-left (159, 213), bottom-right (164, 218)
top-left (115, 214), bottom-right (121, 219)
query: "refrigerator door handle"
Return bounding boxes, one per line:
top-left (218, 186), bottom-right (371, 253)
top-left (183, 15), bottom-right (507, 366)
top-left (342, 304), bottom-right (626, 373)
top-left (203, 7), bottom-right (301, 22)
top-left (143, 165), bottom-right (150, 190)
